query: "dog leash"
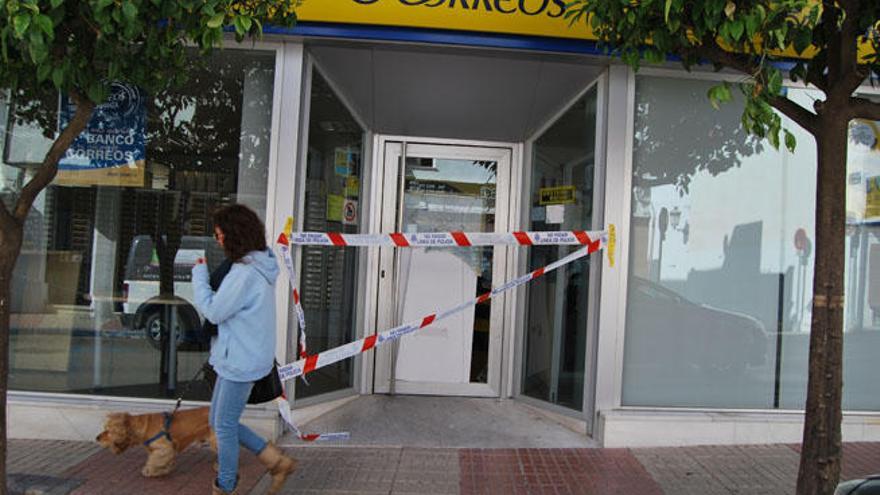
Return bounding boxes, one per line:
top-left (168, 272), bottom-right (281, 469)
top-left (173, 360), bottom-right (211, 413)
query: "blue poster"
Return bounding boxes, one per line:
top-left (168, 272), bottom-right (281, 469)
top-left (57, 82), bottom-right (146, 186)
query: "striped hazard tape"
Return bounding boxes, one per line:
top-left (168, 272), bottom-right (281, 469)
top-left (277, 220), bottom-right (308, 360)
top-left (286, 229), bottom-right (605, 249)
top-left (274, 394), bottom-right (350, 443)
top-left (273, 218), bottom-right (348, 441)
top-left (276, 234), bottom-right (608, 382)
top-left (272, 222), bottom-right (616, 440)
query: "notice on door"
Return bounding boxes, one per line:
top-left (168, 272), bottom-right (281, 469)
top-left (539, 185), bottom-right (576, 205)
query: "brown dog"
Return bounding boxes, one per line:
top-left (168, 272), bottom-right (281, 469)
top-left (96, 406), bottom-right (216, 477)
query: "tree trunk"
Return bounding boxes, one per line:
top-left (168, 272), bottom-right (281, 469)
top-left (0, 218), bottom-right (23, 495)
top-left (796, 115), bottom-right (848, 495)
top-left (0, 91), bottom-right (94, 495)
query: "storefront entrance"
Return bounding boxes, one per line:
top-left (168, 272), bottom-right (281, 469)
top-left (373, 140), bottom-right (513, 397)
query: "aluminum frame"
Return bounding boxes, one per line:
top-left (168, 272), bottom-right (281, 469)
top-left (513, 72), bottom-right (608, 433)
top-left (370, 137), bottom-right (515, 397)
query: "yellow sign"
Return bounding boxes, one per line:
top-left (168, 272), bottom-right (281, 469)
top-left (867, 176), bottom-right (880, 220)
top-left (54, 160), bottom-right (146, 187)
top-left (539, 185), bottom-right (576, 205)
top-left (297, 0), bottom-right (596, 41)
top-left (345, 176), bottom-right (360, 197)
top-left (296, 1), bottom-right (874, 59)
top-left (327, 194), bottom-right (344, 222)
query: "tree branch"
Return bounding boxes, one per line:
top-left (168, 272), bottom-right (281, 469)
top-left (694, 39), bottom-right (760, 77)
top-left (835, 1), bottom-right (865, 95)
top-left (13, 90), bottom-right (95, 222)
top-left (850, 97), bottom-right (880, 121)
top-left (768, 95), bottom-right (819, 134)
top-left (0, 197), bottom-right (18, 235)
top-left (804, 58), bottom-right (829, 93)
top-left (695, 41), bottom-right (818, 133)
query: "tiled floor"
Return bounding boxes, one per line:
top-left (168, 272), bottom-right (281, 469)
top-left (6, 440), bottom-right (880, 494)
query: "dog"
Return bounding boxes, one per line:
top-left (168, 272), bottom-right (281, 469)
top-left (96, 406), bottom-right (216, 477)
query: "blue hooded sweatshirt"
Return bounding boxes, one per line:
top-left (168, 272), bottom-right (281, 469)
top-left (192, 249), bottom-right (279, 382)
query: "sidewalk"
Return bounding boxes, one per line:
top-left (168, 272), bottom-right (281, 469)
top-left (7, 439), bottom-right (880, 494)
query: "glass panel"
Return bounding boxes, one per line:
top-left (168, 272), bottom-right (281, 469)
top-left (394, 156), bottom-right (496, 384)
top-left (522, 88), bottom-right (597, 411)
top-left (5, 49), bottom-right (276, 400)
top-left (622, 75), bottom-right (820, 409)
top-left (295, 69), bottom-right (364, 398)
top-left (840, 117), bottom-right (880, 410)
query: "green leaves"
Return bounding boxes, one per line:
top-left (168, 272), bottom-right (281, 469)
top-left (234, 15), bottom-right (253, 36)
top-left (121, 1), bottom-right (137, 22)
top-left (708, 82), bottom-right (732, 110)
top-left (207, 13), bottom-right (225, 28)
top-left (783, 129), bottom-right (796, 153)
top-left (33, 14), bottom-right (52, 35)
top-left (564, 0), bottom-right (825, 155)
top-left (12, 14), bottom-right (30, 37)
top-left (0, 0), bottom-right (300, 119)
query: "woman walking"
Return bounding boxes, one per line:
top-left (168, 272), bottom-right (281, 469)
top-left (192, 204), bottom-right (296, 495)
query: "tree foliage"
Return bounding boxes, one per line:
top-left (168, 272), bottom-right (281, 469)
top-left (0, 0), bottom-right (297, 105)
top-left (567, 0), bottom-right (880, 144)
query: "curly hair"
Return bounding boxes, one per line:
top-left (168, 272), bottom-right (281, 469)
top-left (212, 204), bottom-right (267, 263)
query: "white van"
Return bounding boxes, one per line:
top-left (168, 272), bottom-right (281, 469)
top-left (121, 235), bottom-right (226, 349)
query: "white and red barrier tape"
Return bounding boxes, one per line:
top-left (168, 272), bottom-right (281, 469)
top-left (276, 235), bottom-right (607, 382)
top-left (271, 223), bottom-right (616, 441)
top-left (285, 229), bottom-right (605, 249)
top-left (277, 239), bottom-right (307, 360)
top-left (273, 219), bottom-right (344, 441)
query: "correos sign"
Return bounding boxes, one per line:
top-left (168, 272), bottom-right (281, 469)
top-left (296, 0), bottom-right (599, 40)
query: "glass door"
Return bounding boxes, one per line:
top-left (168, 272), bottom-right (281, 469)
top-left (374, 141), bottom-right (512, 396)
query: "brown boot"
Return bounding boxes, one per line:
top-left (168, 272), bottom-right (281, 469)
top-left (257, 443), bottom-right (298, 494)
top-left (212, 479), bottom-right (238, 495)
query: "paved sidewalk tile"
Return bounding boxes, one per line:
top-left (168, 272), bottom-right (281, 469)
top-left (7, 439), bottom-right (102, 495)
top-left (840, 442), bottom-right (880, 480)
top-left (459, 448), bottom-right (663, 495)
top-left (634, 444), bottom-right (800, 495)
top-left (789, 442), bottom-right (880, 482)
top-left (61, 444), bottom-right (264, 495)
top-left (7, 439), bottom-right (880, 494)
top-left (264, 447), bottom-right (459, 495)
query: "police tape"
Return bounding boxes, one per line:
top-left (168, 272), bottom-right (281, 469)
top-left (274, 396), bottom-right (350, 442)
top-left (278, 217), bottom-right (308, 359)
top-left (273, 217), bottom-right (349, 442)
top-left (283, 229), bottom-right (606, 249)
top-left (276, 236), bottom-right (605, 382)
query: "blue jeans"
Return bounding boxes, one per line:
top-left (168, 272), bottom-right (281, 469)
top-left (210, 376), bottom-right (269, 492)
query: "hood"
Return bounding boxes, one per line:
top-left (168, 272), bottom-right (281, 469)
top-left (241, 248), bottom-right (279, 284)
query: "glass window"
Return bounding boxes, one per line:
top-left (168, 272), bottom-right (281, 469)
top-left (4, 49), bottom-right (276, 401)
top-left (295, 68), bottom-right (365, 399)
top-left (521, 87), bottom-right (597, 411)
top-left (623, 75), bottom-right (880, 411)
top-left (839, 115), bottom-right (880, 410)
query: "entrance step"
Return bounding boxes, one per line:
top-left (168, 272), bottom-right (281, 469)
top-left (283, 395), bottom-right (597, 448)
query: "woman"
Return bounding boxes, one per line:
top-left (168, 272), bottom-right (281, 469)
top-left (192, 204), bottom-right (296, 495)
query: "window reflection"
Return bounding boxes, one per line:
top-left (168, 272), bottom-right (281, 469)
top-left (5, 49), bottom-right (276, 400)
top-left (521, 88), bottom-right (597, 411)
top-left (295, 68), bottom-right (365, 399)
top-left (623, 76), bottom-right (825, 409)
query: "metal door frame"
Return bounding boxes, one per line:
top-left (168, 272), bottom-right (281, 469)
top-left (370, 135), bottom-right (517, 397)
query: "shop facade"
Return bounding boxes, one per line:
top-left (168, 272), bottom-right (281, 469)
top-left (3, 1), bottom-right (880, 447)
